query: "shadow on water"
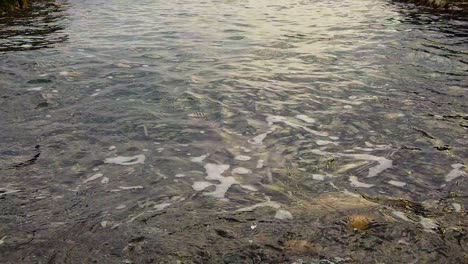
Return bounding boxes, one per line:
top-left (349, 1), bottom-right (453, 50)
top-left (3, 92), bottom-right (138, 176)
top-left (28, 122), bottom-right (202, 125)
top-left (391, 0), bottom-right (468, 32)
top-left (383, 0), bottom-right (468, 93)
top-left (0, 1), bottom-right (69, 52)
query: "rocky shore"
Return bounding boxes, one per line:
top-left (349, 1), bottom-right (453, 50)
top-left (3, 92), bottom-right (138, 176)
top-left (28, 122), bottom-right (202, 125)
top-left (411, 0), bottom-right (468, 8)
top-left (0, 0), bottom-right (29, 13)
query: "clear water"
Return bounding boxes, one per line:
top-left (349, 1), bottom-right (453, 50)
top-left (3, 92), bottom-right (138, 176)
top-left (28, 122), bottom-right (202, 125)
top-left (0, 0), bottom-right (467, 263)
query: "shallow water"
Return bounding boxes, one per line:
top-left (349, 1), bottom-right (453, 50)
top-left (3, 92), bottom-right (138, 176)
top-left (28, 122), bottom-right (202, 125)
top-left (0, 0), bottom-right (467, 263)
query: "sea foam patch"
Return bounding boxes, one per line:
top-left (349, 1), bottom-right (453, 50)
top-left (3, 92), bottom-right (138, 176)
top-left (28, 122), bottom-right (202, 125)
top-left (232, 167), bottom-right (251, 175)
top-left (235, 155), bottom-right (251, 161)
top-left (192, 163), bottom-right (258, 198)
top-left (295, 114), bottom-right (315, 124)
top-left (445, 163), bottom-right (466, 182)
top-left (192, 164), bottom-right (234, 198)
top-left (190, 154), bottom-right (208, 163)
top-left (83, 173), bottom-right (104, 183)
top-left (311, 149), bottom-right (392, 178)
top-left (105, 154), bottom-right (146, 165)
top-left (349, 176), bottom-right (374, 188)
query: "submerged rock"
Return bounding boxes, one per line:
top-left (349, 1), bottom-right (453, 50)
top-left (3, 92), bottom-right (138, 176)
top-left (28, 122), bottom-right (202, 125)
top-left (284, 240), bottom-right (320, 255)
top-left (347, 215), bottom-right (374, 231)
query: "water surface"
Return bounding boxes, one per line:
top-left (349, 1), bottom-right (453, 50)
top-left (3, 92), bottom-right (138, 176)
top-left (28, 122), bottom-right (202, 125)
top-left (0, 0), bottom-right (467, 263)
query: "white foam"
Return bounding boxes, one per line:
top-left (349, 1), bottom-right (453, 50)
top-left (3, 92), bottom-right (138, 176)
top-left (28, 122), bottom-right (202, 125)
top-left (388, 180), bottom-right (406, 187)
top-left (232, 167), bottom-right (252, 175)
top-left (235, 199), bottom-right (281, 212)
top-left (256, 159), bottom-right (265, 169)
top-left (83, 173), bottom-right (104, 183)
top-left (192, 181), bottom-right (213, 191)
top-left (119, 186), bottom-right (144, 190)
top-left (204, 176), bottom-right (238, 198)
top-left (283, 119), bottom-right (329, 137)
top-left (252, 112), bottom-right (327, 145)
top-left (205, 163), bottom-right (230, 180)
top-left (248, 131), bottom-right (271, 145)
top-left (0, 188), bottom-right (20, 197)
top-left (353, 147), bottom-right (374, 152)
top-left (26, 87), bottom-right (43, 91)
top-left (190, 154), bottom-right (208, 163)
top-left (154, 202), bottom-right (172, 211)
top-left (349, 176), bottom-right (374, 188)
top-left (295, 114), bottom-right (316, 124)
top-left (240, 147), bottom-right (252, 153)
top-left (445, 163), bottom-right (466, 182)
top-left (452, 203), bottom-right (462, 212)
top-left (116, 63), bottom-right (132, 68)
top-left (392, 211), bottom-right (414, 222)
top-left (101, 177), bottom-right (109, 184)
top-left (275, 209), bottom-right (293, 220)
top-left (240, 185), bottom-right (258, 192)
top-left (105, 155), bottom-right (146, 166)
top-left (419, 216), bottom-right (438, 233)
top-left (342, 189), bottom-right (360, 198)
top-left (315, 95), bottom-right (363, 105)
top-left (312, 149), bottom-right (392, 178)
top-left (316, 140), bottom-right (338, 146)
top-left (266, 115), bottom-right (287, 126)
top-left (115, 204), bottom-right (126, 209)
top-left (175, 173), bottom-right (186, 178)
top-left (192, 164), bottom-right (243, 199)
top-left (235, 155), bottom-right (251, 161)
top-left (312, 174), bottom-right (326, 181)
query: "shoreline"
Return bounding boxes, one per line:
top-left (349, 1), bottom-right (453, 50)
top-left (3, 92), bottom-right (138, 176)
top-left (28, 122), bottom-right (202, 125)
top-left (0, 0), bottom-right (29, 13)
top-left (409, 0), bottom-right (468, 8)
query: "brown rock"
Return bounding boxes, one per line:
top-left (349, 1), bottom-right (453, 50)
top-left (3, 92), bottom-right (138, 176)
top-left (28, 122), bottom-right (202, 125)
top-left (347, 215), bottom-right (374, 231)
top-left (284, 240), bottom-right (320, 255)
